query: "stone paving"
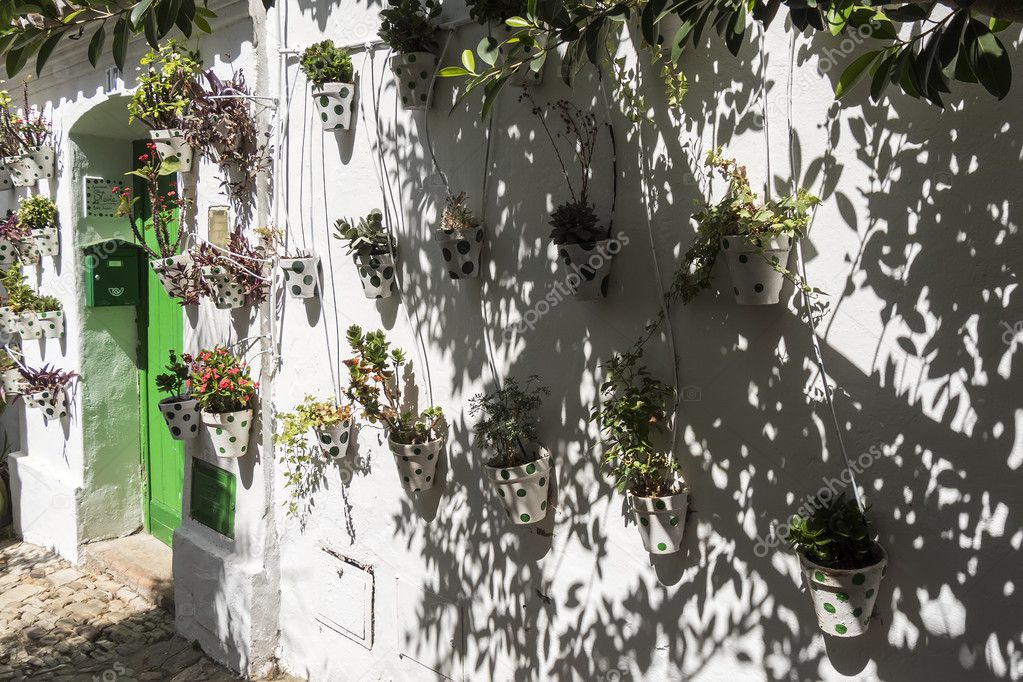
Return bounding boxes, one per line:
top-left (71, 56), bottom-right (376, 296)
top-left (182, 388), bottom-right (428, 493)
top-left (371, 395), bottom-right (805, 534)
top-left (0, 540), bottom-right (288, 681)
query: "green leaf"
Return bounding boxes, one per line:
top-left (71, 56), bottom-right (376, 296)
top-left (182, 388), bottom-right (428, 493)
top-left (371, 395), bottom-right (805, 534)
top-left (194, 14), bottom-right (211, 33)
top-left (481, 75), bottom-right (508, 119)
top-left (112, 16), bottom-right (129, 71)
top-left (87, 23), bottom-right (106, 67)
top-left (988, 16), bottom-right (1012, 32)
top-left (35, 31), bottom-right (63, 76)
top-left (505, 16), bottom-right (529, 27)
top-left (670, 20), bottom-right (695, 63)
top-left (477, 35), bottom-right (499, 66)
top-left (869, 51), bottom-right (896, 102)
top-left (966, 21), bottom-right (1011, 99)
top-left (437, 66), bottom-right (469, 77)
top-left (129, 0), bottom-right (155, 28)
top-left (144, 9), bottom-right (159, 47)
top-left (460, 48), bottom-right (474, 72)
top-left (835, 49), bottom-right (882, 98)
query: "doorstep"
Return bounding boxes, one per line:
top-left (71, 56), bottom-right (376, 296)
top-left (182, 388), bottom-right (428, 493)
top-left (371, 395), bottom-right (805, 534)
top-left (82, 533), bottom-right (174, 612)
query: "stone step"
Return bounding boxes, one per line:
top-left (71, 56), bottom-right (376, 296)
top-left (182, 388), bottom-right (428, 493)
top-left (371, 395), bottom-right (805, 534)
top-left (82, 533), bottom-right (174, 612)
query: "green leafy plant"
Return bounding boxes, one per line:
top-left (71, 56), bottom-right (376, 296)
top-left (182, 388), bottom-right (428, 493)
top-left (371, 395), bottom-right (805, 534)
top-left (469, 376), bottom-right (548, 468)
top-left (300, 40), bottom-right (355, 87)
top-left (32, 295), bottom-right (61, 313)
top-left (16, 195), bottom-right (57, 231)
top-left (464, 0), bottom-right (526, 24)
top-left (0, 86), bottom-right (52, 151)
top-left (20, 364), bottom-right (77, 393)
top-left (667, 150), bottom-right (820, 305)
top-left (343, 325), bottom-right (444, 444)
top-left (788, 493), bottom-right (883, 570)
top-left (0, 348), bottom-right (17, 373)
top-left (155, 350), bottom-right (192, 398)
top-left (378, 0), bottom-right (441, 55)
top-left (0, 268), bottom-right (57, 313)
top-left (127, 41), bottom-right (202, 130)
top-left (187, 346), bottom-right (258, 413)
top-left (0, 211), bottom-right (30, 244)
top-left (439, 192), bottom-right (480, 233)
top-left (275, 396), bottom-right (355, 516)
top-left (333, 209), bottom-right (393, 257)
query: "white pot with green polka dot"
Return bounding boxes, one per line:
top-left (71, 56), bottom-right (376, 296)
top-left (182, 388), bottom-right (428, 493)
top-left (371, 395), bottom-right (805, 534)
top-left (435, 227), bottom-right (484, 280)
top-left (720, 234), bottom-right (793, 305)
top-left (799, 546), bottom-right (888, 637)
top-left (31, 227), bottom-right (59, 257)
top-left (159, 395), bottom-right (201, 441)
top-left (558, 239), bottom-right (615, 300)
top-left (202, 409), bottom-right (253, 458)
top-left (354, 252), bottom-right (396, 299)
top-left (312, 82), bottom-right (356, 131)
top-left (389, 52), bottom-right (439, 110)
top-left (16, 237), bottom-right (40, 265)
top-left (0, 160), bottom-right (12, 190)
top-left (149, 129), bottom-right (193, 172)
top-left (0, 238), bottom-right (19, 269)
top-left (19, 310), bottom-right (63, 340)
top-left (25, 388), bottom-right (68, 420)
top-left (628, 488), bottom-right (689, 554)
top-left (150, 253), bottom-right (194, 299)
top-left (4, 145), bottom-right (55, 188)
top-left (314, 418), bottom-right (354, 458)
top-left (0, 306), bottom-right (20, 338)
top-left (485, 451), bottom-right (552, 525)
top-left (279, 255), bottom-right (320, 299)
top-left (387, 434), bottom-right (443, 493)
top-left (200, 265), bottom-right (247, 309)
top-left (2, 367), bottom-right (25, 395)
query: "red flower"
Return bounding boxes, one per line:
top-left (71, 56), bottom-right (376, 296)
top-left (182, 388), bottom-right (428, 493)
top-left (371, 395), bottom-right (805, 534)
top-left (218, 379), bottom-right (231, 390)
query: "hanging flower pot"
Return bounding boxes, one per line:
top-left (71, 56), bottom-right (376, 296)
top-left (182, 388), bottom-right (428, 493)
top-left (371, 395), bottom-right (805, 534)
top-left (18, 312), bottom-right (44, 340)
top-left (159, 395), bottom-right (201, 441)
top-left (354, 253), bottom-right (396, 299)
top-left (4, 146), bottom-right (55, 188)
top-left (1, 367), bottom-right (24, 395)
top-left (312, 82), bottom-right (356, 131)
top-left (0, 239), bottom-right (18, 269)
top-left (200, 265), bottom-right (247, 309)
top-left (387, 434), bottom-right (443, 493)
top-left (279, 255), bottom-right (320, 299)
top-left (558, 239), bottom-right (615, 300)
top-left (31, 227), bottom-right (58, 257)
top-left (16, 238), bottom-right (40, 265)
top-left (149, 129), bottom-right (194, 173)
top-left (628, 488), bottom-right (689, 554)
top-left (485, 451), bottom-right (552, 525)
top-left (37, 310), bottom-right (64, 339)
top-left (0, 306), bottom-right (19, 338)
top-left (434, 227), bottom-right (483, 280)
top-left (24, 388), bottom-right (68, 420)
top-left (202, 409), bottom-right (254, 458)
top-left (151, 253), bottom-right (195, 299)
top-left (314, 418), bottom-right (354, 458)
top-left (0, 160), bottom-right (13, 191)
top-left (798, 547), bottom-right (888, 637)
top-left (389, 52), bottom-right (438, 110)
top-left (719, 235), bottom-right (794, 305)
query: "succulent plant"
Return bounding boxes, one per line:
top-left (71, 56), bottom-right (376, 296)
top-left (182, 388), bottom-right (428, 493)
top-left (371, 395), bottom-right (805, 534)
top-left (548, 199), bottom-right (603, 245)
top-left (378, 0), bottom-right (441, 55)
top-left (333, 209), bottom-right (393, 257)
top-left (440, 192), bottom-right (480, 233)
top-left (16, 195), bottom-right (56, 231)
top-left (788, 493), bottom-right (882, 569)
top-left (300, 40), bottom-right (355, 88)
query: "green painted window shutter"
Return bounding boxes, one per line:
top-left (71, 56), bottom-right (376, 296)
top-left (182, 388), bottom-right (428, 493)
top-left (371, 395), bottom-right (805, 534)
top-left (190, 459), bottom-right (236, 538)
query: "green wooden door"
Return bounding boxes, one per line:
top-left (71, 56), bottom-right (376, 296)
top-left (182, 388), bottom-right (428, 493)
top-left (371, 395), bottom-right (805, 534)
top-left (135, 140), bottom-right (184, 547)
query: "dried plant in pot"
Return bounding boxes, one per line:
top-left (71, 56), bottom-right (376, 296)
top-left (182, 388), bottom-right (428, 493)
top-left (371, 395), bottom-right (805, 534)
top-left (379, 0), bottom-right (442, 110)
top-left (275, 396), bottom-right (355, 516)
top-left (333, 209), bottom-right (397, 299)
top-left (344, 325), bottom-right (445, 493)
top-left (300, 41), bottom-right (357, 131)
top-left (21, 364), bottom-right (77, 420)
top-left (592, 353), bottom-right (688, 554)
top-left (435, 192), bottom-right (484, 280)
top-left (193, 228), bottom-right (269, 310)
top-left (789, 493), bottom-right (888, 638)
top-left (0, 211), bottom-right (29, 270)
top-left (16, 195), bottom-right (59, 257)
top-left (188, 346), bottom-right (258, 458)
top-left (470, 376), bottom-right (552, 525)
top-left (0, 87), bottom-right (55, 187)
top-left (155, 350), bottom-right (201, 441)
top-left (258, 225), bottom-right (320, 300)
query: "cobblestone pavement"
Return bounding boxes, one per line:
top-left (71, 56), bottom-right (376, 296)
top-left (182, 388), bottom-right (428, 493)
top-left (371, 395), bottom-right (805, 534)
top-left (0, 540), bottom-right (291, 681)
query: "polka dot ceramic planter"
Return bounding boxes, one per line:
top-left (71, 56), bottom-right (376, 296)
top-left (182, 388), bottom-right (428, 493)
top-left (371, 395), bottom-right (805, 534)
top-left (314, 419), bottom-right (353, 458)
top-left (159, 396), bottom-right (201, 441)
top-left (0, 238), bottom-right (19, 269)
top-left (150, 253), bottom-right (194, 299)
top-left (485, 451), bottom-right (552, 525)
top-left (720, 235), bottom-right (794, 305)
top-left (279, 256), bottom-right (320, 299)
top-left (387, 435), bottom-right (443, 493)
top-left (201, 265), bottom-right (247, 309)
top-left (149, 129), bottom-right (194, 173)
top-left (31, 227), bottom-right (59, 257)
top-left (4, 145), bottom-right (55, 187)
top-left (389, 52), bottom-right (438, 110)
top-left (312, 82), bottom-right (356, 131)
top-left (24, 388), bottom-right (68, 420)
top-left (20, 310), bottom-right (63, 340)
top-left (354, 253), bottom-right (396, 299)
top-left (558, 239), bottom-right (615, 300)
top-left (1, 367), bottom-right (25, 395)
top-left (202, 409), bottom-right (253, 458)
top-left (16, 238), bottom-right (40, 265)
top-left (0, 161), bottom-right (12, 191)
top-left (435, 227), bottom-right (484, 280)
top-left (628, 488), bottom-right (689, 554)
top-left (0, 306), bottom-right (20, 338)
top-left (799, 547), bottom-right (888, 637)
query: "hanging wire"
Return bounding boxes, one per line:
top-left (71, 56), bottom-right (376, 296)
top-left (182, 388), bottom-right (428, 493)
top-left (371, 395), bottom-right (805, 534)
top-left (477, 103), bottom-right (504, 393)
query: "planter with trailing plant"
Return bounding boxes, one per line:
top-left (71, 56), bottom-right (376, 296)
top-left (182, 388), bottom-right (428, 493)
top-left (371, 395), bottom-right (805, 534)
top-left (128, 42), bottom-right (201, 173)
top-left (189, 346), bottom-right (258, 458)
top-left (275, 396), bottom-right (356, 515)
top-left (193, 228), bottom-right (268, 310)
top-left (300, 41), bottom-right (357, 131)
top-left (435, 192), bottom-right (484, 279)
top-left (470, 376), bottom-right (552, 524)
top-left (0, 349), bottom-right (24, 396)
top-left (0, 213), bottom-right (26, 269)
top-left (593, 354), bottom-right (688, 554)
top-left (155, 350), bottom-right (201, 441)
top-left (0, 90), bottom-right (55, 187)
top-left (16, 196), bottom-right (59, 257)
top-left (21, 365), bottom-right (76, 420)
top-left (334, 209), bottom-right (397, 299)
top-left (345, 325), bottom-right (445, 493)
top-left (379, 0), bottom-right (441, 110)
top-left (789, 493), bottom-right (888, 637)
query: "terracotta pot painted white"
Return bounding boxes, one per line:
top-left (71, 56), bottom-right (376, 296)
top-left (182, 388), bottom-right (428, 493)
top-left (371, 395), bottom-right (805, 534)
top-left (389, 52), bottom-right (438, 110)
top-left (720, 234), bottom-right (794, 305)
top-left (628, 488), bottom-right (689, 554)
top-left (0, 160), bottom-right (12, 191)
top-left (24, 388), bottom-right (68, 420)
top-left (435, 227), bottom-right (484, 280)
top-left (314, 418), bottom-right (354, 458)
top-left (16, 238), bottom-right (40, 265)
top-left (557, 239), bottom-right (615, 300)
top-left (798, 546), bottom-right (888, 637)
top-left (354, 253), bottom-right (396, 299)
top-left (202, 409), bottom-right (254, 458)
top-left (19, 311), bottom-right (63, 340)
top-left (149, 129), bottom-right (193, 172)
top-left (31, 226), bottom-right (58, 257)
top-left (4, 146), bottom-right (55, 187)
top-left (150, 253), bottom-right (194, 299)
top-left (279, 255), bottom-right (320, 299)
top-left (312, 82), bottom-right (356, 130)
top-left (0, 307), bottom-right (19, 339)
top-left (159, 396), bottom-right (201, 441)
top-left (387, 434), bottom-right (443, 493)
top-left (485, 451), bottom-right (552, 524)
top-left (0, 238), bottom-right (19, 268)
top-left (1, 367), bottom-right (25, 395)
top-left (201, 265), bottom-right (247, 309)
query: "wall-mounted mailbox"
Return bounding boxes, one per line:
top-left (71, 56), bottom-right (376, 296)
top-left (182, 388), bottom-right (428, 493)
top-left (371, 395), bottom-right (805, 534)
top-left (83, 238), bottom-right (143, 307)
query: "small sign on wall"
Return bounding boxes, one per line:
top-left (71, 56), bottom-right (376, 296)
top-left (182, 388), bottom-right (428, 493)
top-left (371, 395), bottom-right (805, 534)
top-left (83, 176), bottom-right (122, 218)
